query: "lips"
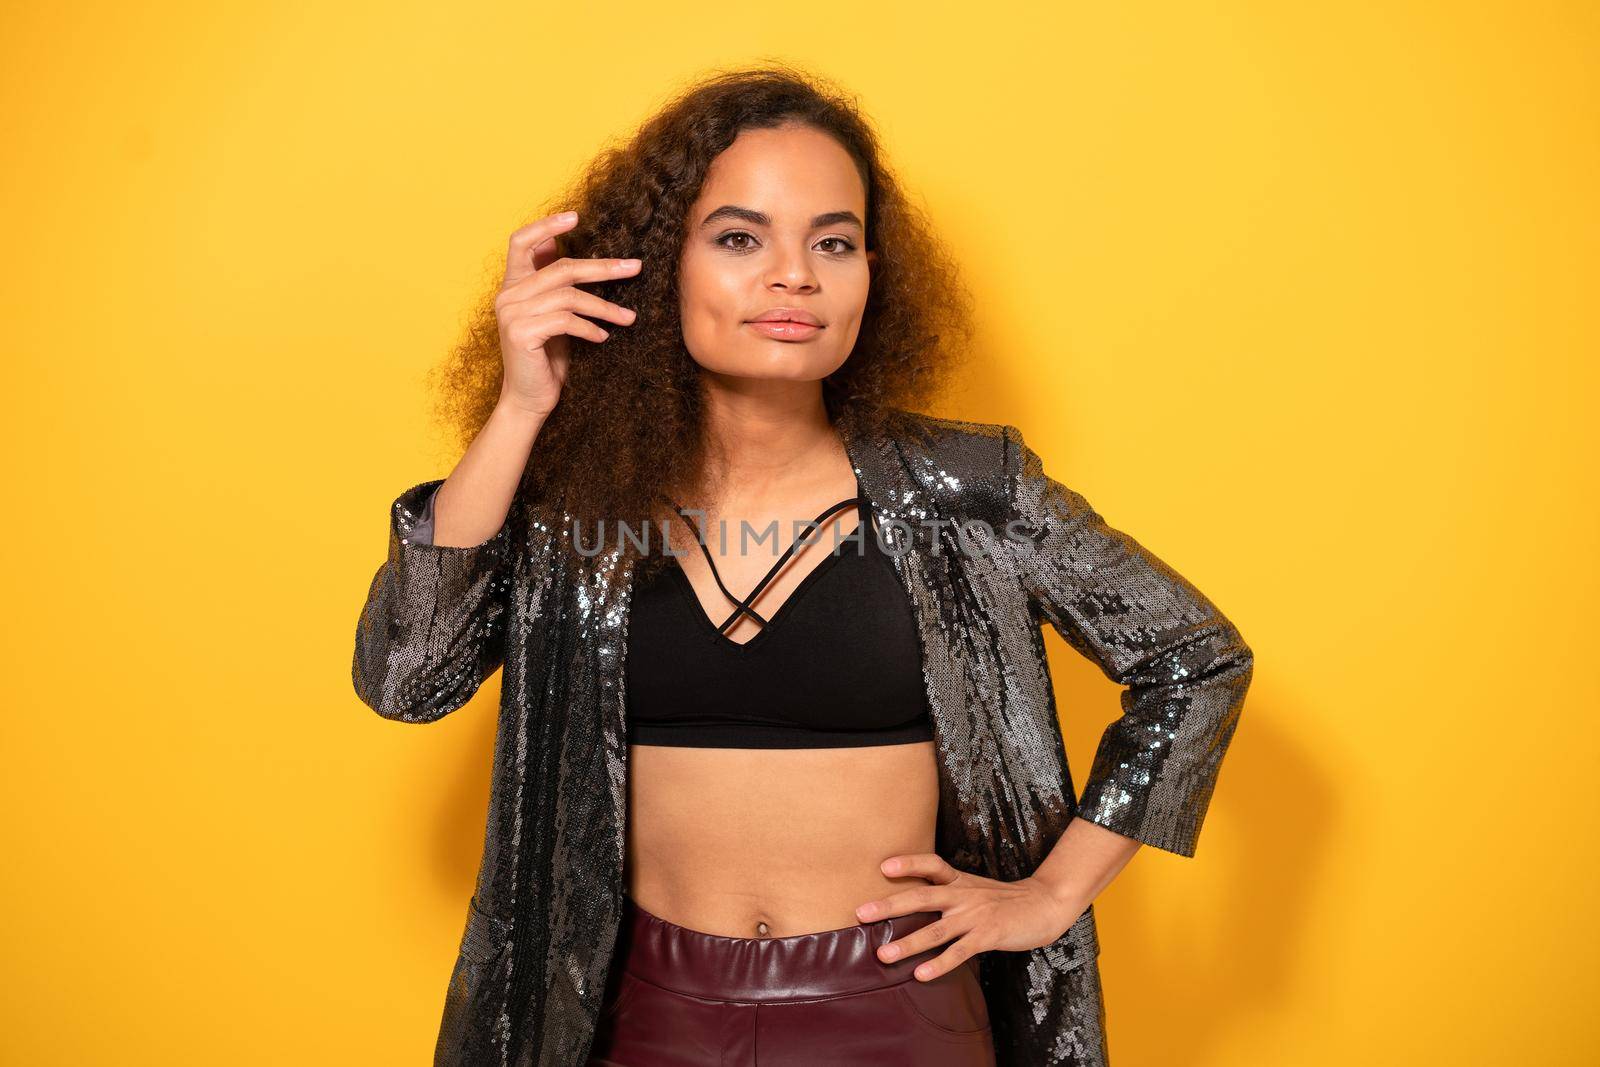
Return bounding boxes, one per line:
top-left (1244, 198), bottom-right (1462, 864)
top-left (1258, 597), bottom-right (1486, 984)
top-left (748, 308), bottom-right (823, 326)
top-left (746, 319), bottom-right (823, 340)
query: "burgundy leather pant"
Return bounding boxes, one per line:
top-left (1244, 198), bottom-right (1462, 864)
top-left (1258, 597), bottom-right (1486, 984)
top-left (585, 894), bottom-right (996, 1066)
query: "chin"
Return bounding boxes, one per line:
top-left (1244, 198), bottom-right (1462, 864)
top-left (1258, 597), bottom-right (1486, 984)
top-left (689, 343), bottom-right (840, 382)
top-left (743, 348), bottom-right (846, 380)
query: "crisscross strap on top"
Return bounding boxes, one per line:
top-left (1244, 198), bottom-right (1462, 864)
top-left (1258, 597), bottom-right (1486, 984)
top-left (663, 487), bottom-right (868, 637)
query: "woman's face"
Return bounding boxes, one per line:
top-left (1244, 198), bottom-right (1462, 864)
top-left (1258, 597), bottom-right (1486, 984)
top-left (678, 123), bottom-right (876, 387)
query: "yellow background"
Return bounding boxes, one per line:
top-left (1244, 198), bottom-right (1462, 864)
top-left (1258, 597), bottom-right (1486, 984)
top-left (5, 1), bottom-right (1595, 1063)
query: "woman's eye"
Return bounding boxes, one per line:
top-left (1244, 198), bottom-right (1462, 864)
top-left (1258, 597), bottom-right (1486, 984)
top-left (714, 232), bottom-right (857, 254)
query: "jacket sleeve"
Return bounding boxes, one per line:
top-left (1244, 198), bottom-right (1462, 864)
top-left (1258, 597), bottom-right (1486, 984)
top-left (352, 480), bottom-right (518, 723)
top-left (1001, 425), bottom-right (1254, 858)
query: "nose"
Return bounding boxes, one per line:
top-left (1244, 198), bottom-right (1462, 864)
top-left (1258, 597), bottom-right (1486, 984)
top-left (764, 243), bottom-right (819, 292)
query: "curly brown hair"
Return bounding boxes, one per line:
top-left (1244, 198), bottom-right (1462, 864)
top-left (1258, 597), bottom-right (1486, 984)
top-left (429, 62), bottom-right (975, 579)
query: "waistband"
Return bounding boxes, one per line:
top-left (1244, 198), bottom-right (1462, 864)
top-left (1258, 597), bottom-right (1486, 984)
top-left (616, 894), bottom-right (946, 1002)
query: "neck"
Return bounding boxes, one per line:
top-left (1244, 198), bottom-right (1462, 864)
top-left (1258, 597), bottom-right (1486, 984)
top-left (696, 382), bottom-right (841, 501)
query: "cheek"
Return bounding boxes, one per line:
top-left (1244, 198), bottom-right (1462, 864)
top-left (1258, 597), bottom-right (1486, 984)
top-left (848, 262), bottom-right (873, 305)
top-left (679, 255), bottom-right (741, 327)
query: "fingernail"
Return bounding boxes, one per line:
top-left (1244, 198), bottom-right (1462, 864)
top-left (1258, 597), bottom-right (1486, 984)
top-left (880, 945), bottom-right (900, 960)
top-left (559, 211), bottom-right (577, 222)
top-left (856, 904), bottom-right (875, 920)
top-left (882, 859), bottom-right (899, 874)
top-left (916, 965), bottom-right (932, 979)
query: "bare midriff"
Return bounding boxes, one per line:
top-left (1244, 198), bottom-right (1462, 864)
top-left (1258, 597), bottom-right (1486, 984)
top-left (628, 479), bottom-right (942, 938)
top-left (625, 740), bottom-right (941, 937)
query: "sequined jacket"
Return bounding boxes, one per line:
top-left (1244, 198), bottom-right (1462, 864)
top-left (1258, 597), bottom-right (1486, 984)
top-left (351, 409), bottom-right (1254, 1067)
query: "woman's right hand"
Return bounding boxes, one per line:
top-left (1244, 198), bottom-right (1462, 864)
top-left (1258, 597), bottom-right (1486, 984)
top-left (494, 210), bottom-right (640, 419)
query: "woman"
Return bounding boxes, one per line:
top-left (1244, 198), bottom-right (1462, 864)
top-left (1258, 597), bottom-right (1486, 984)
top-left (353, 66), bottom-right (1253, 1067)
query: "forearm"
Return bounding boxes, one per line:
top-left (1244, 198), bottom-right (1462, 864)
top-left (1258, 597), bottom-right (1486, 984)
top-left (432, 399), bottom-right (546, 548)
top-left (1004, 424), bottom-right (1254, 858)
top-left (1028, 816), bottom-right (1141, 927)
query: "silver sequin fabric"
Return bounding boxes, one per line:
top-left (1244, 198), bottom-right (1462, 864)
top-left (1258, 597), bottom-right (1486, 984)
top-left (352, 409), bottom-right (1254, 1066)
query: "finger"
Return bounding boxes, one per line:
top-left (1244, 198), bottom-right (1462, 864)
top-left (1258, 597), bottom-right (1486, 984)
top-left (875, 914), bottom-right (966, 964)
top-left (880, 853), bottom-right (962, 883)
top-left (537, 255), bottom-right (642, 293)
top-left (499, 285), bottom-right (638, 328)
top-left (856, 883), bottom-right (943, 922)
top-left (546, 310), bottom-right (611, 345)
top-left (498, 255), bottom-right (642, 305)
top-left (504, 212), bottom-right (580, 289)
top-left (529, 235), bottom-right (562, 274)
top-left (505, 310), bottom-right (611, 352)
top-left (908, 935), bottom-right (982, 982)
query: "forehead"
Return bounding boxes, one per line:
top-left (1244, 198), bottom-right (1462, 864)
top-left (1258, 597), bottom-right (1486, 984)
top-left (692, 125), bottom-right (866, 219)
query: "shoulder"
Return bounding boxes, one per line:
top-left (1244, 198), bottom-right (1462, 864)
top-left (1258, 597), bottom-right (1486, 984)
top-left (886, 408), bottom-right (1015, 468)
top-left (879, 408), bottom-right (1023, 522)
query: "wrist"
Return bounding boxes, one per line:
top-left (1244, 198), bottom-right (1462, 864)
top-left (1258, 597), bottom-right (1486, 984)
top-left (493, 393), bottom-right (553, 429)
top-left (1029, 873), bottom-right (1090, 930)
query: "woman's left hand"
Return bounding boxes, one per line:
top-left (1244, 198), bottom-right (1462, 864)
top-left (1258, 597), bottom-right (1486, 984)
top-left (855, 853), bottom-right (1085, 981)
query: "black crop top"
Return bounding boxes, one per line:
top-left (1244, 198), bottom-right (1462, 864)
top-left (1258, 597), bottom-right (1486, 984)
top-left (624, 474), bottom-right (934, 749)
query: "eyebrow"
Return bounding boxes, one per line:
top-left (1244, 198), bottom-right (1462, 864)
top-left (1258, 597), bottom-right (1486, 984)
top-left (698, 205), bottom-right (864, 231)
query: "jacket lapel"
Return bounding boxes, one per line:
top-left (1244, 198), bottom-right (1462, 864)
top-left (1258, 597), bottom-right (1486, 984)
top-left (839, 415), bottom-right (987, 876)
